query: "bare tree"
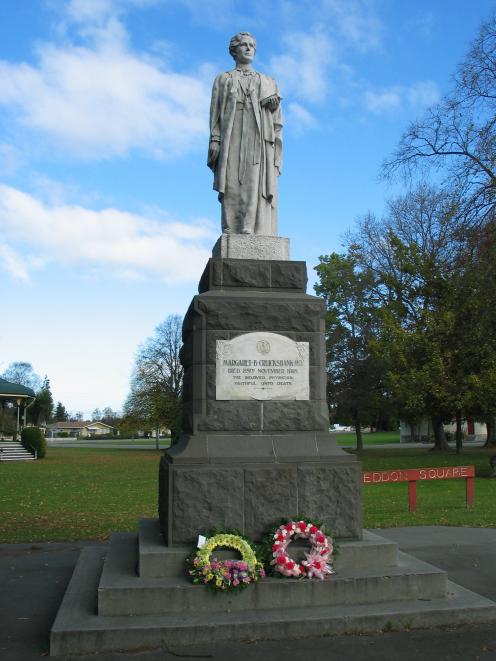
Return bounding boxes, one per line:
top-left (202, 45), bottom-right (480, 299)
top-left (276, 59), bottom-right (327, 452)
top-left (124, 315), bottom-right (183, 444)
top-left (2, 361), bottom-right (41, 391)
top-left (383, 15), bottom-right (496, 227)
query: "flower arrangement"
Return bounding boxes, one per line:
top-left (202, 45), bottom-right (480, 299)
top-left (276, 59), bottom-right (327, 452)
top-left (188, 533), bottom-right (265, 591)
top-left (269, 520), bottom-right (334, 579)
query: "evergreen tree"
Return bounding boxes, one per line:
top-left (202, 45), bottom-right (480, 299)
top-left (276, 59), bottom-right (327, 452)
top-left (54, 401), bottom-right (69, 422)
top-left (29, 375), bottom-right (54, 426)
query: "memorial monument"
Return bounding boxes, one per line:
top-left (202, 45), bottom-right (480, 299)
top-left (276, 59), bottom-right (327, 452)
top-left (157, 30), bottom-right (362, 544)
top-left (49, 33), bottom-right (496, 657)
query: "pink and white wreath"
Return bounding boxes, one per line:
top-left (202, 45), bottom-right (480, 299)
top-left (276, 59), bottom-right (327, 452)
top-left (271, 520), bottom-right (334, 579)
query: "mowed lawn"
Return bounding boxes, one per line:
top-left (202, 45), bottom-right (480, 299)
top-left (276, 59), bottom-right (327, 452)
top-left (1, 446), bottom-right (495, 542)
top-left (0, 448), bottom-right (160, 542)
top-left (336, 431), bottom-right (401, 446)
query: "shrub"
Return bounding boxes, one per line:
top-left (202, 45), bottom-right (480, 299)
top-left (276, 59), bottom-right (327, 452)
top-left (21, 427), bottom-right (47, 459)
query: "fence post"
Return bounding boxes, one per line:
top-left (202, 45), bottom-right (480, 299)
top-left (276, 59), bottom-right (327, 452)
top-left (466, 476), bottom-right (474, 508)
top-left (408, 480), bottom-right (417, 512)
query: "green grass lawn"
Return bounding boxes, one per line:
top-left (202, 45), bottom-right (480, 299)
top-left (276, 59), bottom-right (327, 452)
top-left (336, 431), bottom-right (400, 446)
top-left (0, 446), bottom-right (495, 543)
top-left (0, 448), bottom-right (160, 543)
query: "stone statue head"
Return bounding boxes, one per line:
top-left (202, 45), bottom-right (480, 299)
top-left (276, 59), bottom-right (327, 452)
top-left (229, 32), bottom-right (257, 61)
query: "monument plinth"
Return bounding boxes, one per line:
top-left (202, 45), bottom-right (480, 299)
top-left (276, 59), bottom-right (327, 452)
top-left (158, 253), bottom-right (363, 544)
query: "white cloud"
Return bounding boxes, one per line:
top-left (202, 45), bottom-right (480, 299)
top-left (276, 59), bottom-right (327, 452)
top-left (364, 88), bottom-right (402, 113)
top-left (286, 102), bottom-right (316, 131)
top-left (407, 81), bottom-right (440, 108)
top-left (266, 1), bottom-right (383, 114)
top-left (65, 0), bottom-right (116, 22)
top-left (405, 11), bottom-right (435, 39)
top-left (0, 11), bottom-right (210, 160)
top-left (64, 0), bottom-right (159, 23)
top-left (0, 184), bottom-right (214, 283)
top-left (321, 0), bottom-right (383, 51)
top-left (270, 28), bottom-right (335, 103)
top-left (364, 81), bottom-right (440, 114)
top-left (0, 243), bottom-right (30, 282)
top-left (0, 144), bottom-right (25, 176)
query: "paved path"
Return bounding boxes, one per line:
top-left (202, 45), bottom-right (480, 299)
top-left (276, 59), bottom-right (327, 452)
top-left (1, 527), bottom-right (496, 660)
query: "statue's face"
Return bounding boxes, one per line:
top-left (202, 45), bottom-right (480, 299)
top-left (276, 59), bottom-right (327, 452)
top-left (233, 35), bottom-right (256, 65)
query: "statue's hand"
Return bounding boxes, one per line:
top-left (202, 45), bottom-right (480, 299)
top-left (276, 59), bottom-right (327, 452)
top-left (261, 94), bottom-right (279, 112)
top-left (207, 141), bottom-right (220, 169)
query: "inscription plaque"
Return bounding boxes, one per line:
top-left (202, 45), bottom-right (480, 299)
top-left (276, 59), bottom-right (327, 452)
top-left (216, 332), bottom-right (309, 401)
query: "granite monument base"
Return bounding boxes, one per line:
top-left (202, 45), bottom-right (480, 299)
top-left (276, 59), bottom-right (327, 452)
top-left (159, 255), bottom-right (362, 544)
top-left (159, 453), bottom-right (362, 544)
top-left (50, 519), bottom-right (496, 656)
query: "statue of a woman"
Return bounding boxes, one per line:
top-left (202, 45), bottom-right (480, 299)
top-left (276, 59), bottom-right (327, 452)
top-left (207, 32), bottom-right (282, 236)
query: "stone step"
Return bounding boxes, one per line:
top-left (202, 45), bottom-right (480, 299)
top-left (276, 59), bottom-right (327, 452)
top-left (0, 443), bottom-right (35, 460)
top-left (138, 517), bottom-right (398, 578)
top-left (98, 532), bottom-right (447, 617)
top-left (50, 545), bottom-right (496, 657)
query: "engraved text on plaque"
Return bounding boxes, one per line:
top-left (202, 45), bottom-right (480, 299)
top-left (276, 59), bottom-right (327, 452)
top-left (216, 332), bottom-right (309, 401)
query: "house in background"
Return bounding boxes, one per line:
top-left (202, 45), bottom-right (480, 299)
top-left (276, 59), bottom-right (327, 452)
top-left (46, 421), bottom-right (116, 438)
top-left (400, 419), bottom-right (486, 443)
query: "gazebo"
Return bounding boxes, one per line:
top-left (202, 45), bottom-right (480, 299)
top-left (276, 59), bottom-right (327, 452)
top-left (0, 378), bottom-right (36, 438)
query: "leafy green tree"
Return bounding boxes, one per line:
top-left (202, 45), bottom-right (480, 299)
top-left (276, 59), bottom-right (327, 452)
top-left (350, 186), bottom-right (470, 450)
top-left (453, 221), bottom-right (496, 447)
top-left (315, 252), bottom-right (384, 450)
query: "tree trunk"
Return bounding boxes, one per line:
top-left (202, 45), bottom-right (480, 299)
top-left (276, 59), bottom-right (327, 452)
top-left (431, 415), bottom-right (449, 451)
top-left (483, 416), bottom-right (496, 447)
top-left (455, 410), bottom-right (463, 455)
top-left (155, 424), bottom-right (159, 451)
top-left (354, 412), bottom-right (363, 452)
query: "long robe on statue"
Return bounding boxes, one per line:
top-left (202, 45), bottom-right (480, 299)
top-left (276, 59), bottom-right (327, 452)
top-left (208, 69), bottom-right (282, 235)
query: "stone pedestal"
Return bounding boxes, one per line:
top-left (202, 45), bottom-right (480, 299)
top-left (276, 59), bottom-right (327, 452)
top-left (158, 257), bottom-right (362, 544)
top-left (212, 233), bottom-right (290, 260)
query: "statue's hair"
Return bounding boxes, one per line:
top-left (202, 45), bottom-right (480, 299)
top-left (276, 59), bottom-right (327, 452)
top-left (229, 32), bottom-right (257, 59)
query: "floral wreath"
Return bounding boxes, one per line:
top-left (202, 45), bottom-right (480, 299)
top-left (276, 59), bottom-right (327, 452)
top-left (270, 520), bottom-right (334, 579)
top-left (188, 533), bottom-right (265, 591)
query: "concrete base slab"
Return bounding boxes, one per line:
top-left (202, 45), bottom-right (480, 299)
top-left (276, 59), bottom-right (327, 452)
top-left (50, 545), bottom-right (496, 657)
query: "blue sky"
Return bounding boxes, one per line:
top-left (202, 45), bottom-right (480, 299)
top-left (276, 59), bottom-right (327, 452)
top-left (0, 0), bottom-right (494, 416)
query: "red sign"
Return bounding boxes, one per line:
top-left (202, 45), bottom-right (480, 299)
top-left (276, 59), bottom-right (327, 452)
top-left (362, 465), bottom-right (475, 511)
top-left (363, 465), bottom-right (475, 484)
